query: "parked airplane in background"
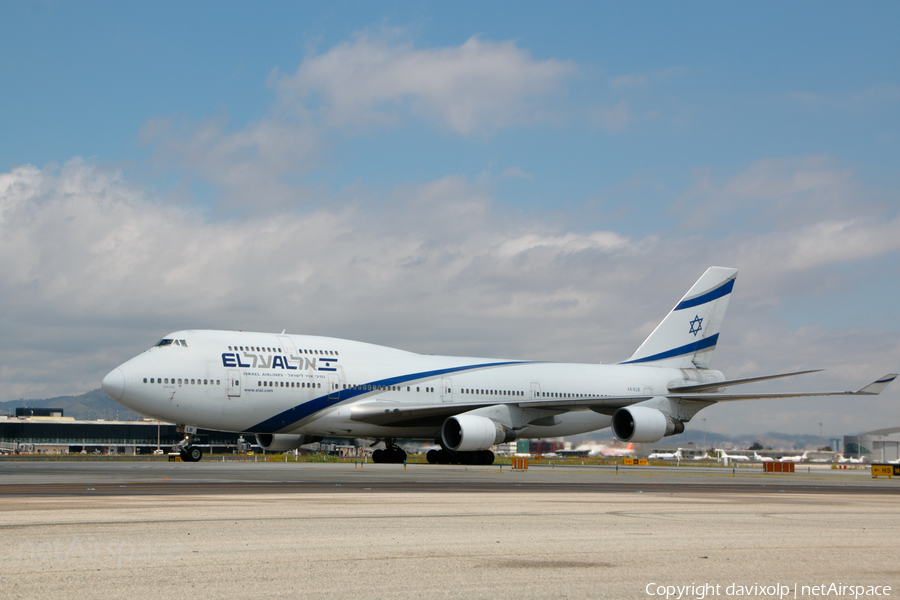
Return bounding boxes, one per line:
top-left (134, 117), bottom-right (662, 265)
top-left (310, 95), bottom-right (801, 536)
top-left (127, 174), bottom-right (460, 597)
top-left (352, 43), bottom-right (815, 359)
top-left (101, 267), bottom-right (897, 464)
top-left (836, 454), bottom-right (867, 464)
top-left (717, 449), bottom-right (751, 463)
top-left (648, 448), bottom-right (683, 460)
top-left (754, 451), bottom-right (775, 463)
top-left (779, 451), bottom-right (809, 463)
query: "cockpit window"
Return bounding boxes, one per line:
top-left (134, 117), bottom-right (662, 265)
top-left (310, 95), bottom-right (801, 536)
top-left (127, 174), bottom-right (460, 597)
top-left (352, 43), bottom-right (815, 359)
top-left (155, 339), bottom-right (174, 347)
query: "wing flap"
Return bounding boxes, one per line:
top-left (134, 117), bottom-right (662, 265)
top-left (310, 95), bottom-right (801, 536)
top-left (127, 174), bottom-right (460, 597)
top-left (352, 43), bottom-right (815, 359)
top-left (667, 369), bottom-right (822, 393)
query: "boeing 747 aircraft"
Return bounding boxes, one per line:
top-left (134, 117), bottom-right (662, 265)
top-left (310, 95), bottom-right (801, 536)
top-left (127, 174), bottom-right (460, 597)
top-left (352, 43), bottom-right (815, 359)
top-left (101, 267), bottom-right (896, 464)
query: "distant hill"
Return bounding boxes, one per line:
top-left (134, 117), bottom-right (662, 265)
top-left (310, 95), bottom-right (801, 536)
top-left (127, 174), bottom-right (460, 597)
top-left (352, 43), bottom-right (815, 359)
top-left (0, 389), bottom-right (143, 421)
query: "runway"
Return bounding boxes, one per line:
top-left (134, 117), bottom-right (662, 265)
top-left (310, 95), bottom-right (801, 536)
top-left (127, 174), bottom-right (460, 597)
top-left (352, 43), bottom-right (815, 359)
top-left (0, 460), bottom-right (895, 496)
top-left (2, 461), bottom-right (899, 599)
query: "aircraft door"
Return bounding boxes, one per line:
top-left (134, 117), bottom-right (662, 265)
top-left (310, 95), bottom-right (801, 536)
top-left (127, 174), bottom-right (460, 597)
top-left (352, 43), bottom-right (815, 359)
top-left (530, 382), bottom-right (542, 399)
top-left (327, 373), bottom-right (341, 400)
top-left (441, 378), bottom-right (453, 402)
top-left (227, 370), bottom-right (241, 397)
top-left (276, 335), bottom-right (298, 363)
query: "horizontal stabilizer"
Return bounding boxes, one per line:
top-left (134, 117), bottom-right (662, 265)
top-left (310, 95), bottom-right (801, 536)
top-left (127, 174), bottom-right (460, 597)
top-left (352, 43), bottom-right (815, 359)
top-left (856, 374), bottom-right (898, 395)
top-left (668, 369), bottom-right (823, 393)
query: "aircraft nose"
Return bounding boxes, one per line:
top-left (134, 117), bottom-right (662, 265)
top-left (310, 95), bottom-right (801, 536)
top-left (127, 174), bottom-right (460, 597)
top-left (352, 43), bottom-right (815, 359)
top-left (102, 368), bottom-right (126, 401)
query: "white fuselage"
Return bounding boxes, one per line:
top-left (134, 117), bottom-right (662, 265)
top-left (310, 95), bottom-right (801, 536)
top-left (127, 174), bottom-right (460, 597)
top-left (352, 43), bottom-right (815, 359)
top-left (106, 329), bottom-right (693, 441)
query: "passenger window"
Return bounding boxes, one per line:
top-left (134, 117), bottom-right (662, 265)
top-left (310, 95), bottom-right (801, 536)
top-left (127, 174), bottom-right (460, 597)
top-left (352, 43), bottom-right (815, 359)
top-left (150, 378), bottom-right (154, 383)
top-left (143, 378), bottom-right (147, 383)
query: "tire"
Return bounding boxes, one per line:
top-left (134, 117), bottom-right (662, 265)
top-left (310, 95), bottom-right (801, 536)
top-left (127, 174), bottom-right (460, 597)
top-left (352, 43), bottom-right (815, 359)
top-left (188, 447), bottom-right (203, 462)
top-left (372, 449), bottom-right (384, 464)
top-left (426, 450), bottom-right (440, 464)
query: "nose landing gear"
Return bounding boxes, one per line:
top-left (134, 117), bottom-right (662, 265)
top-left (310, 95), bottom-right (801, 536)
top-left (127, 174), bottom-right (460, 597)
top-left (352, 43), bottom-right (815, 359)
top-left (175, 427), bottom-right (203, 462)
top-left (180, 445), bottom-right (203, 462)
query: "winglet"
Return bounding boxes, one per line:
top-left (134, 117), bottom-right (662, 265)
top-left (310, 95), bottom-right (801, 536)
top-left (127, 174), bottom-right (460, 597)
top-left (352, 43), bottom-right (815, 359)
top-left (856, 374), bottom-right (898, 395)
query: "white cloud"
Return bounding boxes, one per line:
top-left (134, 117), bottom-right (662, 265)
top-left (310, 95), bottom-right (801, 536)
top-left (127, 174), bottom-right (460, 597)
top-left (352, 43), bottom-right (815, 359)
top-left (139, 114), bottom-right (324, 211)
top-left (2, 158), bottom-right (897, 436)
top-left (676, 156), bottom-right (889, 232)
top-left (272, 34), bottom-right (577, 135)
top-left (789, 84), bottom-right (900, 108)
top-left (497, 167), bottom-right (533, 180)
top-left (588, 99), bottom-right (634, 132)
top-left (610, 67), bottom-right (685, 89)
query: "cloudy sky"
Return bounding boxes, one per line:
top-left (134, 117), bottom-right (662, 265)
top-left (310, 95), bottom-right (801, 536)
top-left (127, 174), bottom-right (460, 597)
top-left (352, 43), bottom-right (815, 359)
top-left (2, 2), bottom-right (898, 436)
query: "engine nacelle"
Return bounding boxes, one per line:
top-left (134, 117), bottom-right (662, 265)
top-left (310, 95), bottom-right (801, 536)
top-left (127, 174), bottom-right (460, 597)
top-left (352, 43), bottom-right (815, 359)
top-left (255, 434), bottom-right (323, 452)
top-left (441, 415), bottom-right (514, 452)
top-left (611, 407), bottom-right (684, 443)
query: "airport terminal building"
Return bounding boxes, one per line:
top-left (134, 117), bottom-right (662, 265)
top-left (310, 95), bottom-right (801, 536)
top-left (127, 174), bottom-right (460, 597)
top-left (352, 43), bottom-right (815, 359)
top-left (0, 415), bottom-right (243, 454)
top-left (844, 427), bottom-right (900, 462)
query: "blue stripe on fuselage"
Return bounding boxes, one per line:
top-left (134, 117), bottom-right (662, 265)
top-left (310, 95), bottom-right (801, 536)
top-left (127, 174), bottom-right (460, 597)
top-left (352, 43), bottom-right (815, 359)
top-left (619, 334), bottom-right (719, 364)
top-left (244, 361), bottom-right (534, 433)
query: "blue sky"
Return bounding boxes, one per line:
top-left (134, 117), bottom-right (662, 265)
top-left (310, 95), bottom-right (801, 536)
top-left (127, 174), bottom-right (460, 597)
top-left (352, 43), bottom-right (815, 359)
top-left (1, 1), bottom-right (898, 436)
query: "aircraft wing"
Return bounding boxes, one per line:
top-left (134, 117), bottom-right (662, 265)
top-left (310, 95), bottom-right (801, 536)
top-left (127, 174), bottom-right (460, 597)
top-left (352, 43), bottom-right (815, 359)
top-left (348, 374), bottom-right (896, 427)
top-left (350, 395), bottom-right (653, 427)
top-left (668, 373), bottom-right (897, 402)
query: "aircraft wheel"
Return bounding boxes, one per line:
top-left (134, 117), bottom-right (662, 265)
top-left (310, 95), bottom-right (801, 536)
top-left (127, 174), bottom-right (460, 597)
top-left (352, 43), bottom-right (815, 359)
top-left (426, 450), bottom-right (440, 464)
top-left (188, 447), bottom-right (203, 462)
top-left (391, 448), bottom-right (407, 464)
top-left (372, 449), bottom-right (384, 463)
top-left (179, 449), bottom-right (189, 462)
top-left (480, 450), bottom-right (495, 465)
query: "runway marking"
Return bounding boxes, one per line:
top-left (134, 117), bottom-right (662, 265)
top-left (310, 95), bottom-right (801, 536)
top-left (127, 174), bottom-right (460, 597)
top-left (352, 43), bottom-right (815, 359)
top-left (1, 480), bottom-right (898, 498)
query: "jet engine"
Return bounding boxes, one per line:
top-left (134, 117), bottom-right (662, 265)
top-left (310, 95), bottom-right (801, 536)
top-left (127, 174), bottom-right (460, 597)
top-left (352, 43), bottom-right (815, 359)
top-left (611, 406), bottom-right (684, 443)
top-left (255, 433), bottom-right (323, 452)
top-left (441, 415), bottom-right (515, 452)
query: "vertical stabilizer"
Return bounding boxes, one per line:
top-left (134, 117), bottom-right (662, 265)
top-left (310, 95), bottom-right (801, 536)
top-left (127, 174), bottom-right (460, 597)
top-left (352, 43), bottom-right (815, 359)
top-left (622, 267), bottom-right (737, 369)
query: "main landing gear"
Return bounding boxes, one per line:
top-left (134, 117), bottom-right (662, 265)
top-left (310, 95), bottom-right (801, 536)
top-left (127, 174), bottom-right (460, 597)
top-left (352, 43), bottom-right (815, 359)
top-left (371, 438), bottom-right (407, 464)
top-left (426, 448), bottom-right (494, 465)
top-left (175, 428), bottom-right (203, 462)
